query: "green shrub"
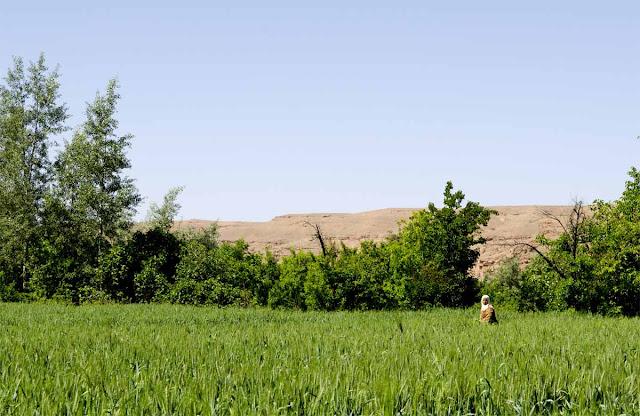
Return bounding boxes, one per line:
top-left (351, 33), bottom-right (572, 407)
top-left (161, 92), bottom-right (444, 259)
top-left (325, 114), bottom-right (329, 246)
top-left (95, 244), bottom-right (132, 301)
top-left (482, 258), bottom-right (523, 310)
top-left (167, 279), bottom-right (199, 305)
top-left (334, 242), bottom-right (401, 310)
top-left (0, 271), bottom-right (20, 302)
top-left (199, 278), bottom-right (248, 306)
top-left (268, 251), bottom-right (314, 309)
top-left (303, 261), bottom-right (334, 310)
top-left (134, 255), bottom-right (169, 303)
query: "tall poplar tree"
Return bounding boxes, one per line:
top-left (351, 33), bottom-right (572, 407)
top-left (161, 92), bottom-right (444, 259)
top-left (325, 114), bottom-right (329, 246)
top-left (56, 79), bottom-right (141, 260)
top-left (0, 55), bottom-right (68, 290)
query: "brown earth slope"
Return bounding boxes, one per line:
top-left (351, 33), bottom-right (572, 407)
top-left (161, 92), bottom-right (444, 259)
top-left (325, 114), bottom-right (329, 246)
top-left (177, 206), bottom-right (573, 278)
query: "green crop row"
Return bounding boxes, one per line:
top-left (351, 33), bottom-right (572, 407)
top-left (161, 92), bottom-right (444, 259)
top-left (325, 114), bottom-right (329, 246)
top-left (0, 304), bottom-right (638, 415)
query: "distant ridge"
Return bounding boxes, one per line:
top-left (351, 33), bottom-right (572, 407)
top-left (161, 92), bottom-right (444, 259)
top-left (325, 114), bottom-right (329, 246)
top-left (175, 206), bottom-right (573, 278)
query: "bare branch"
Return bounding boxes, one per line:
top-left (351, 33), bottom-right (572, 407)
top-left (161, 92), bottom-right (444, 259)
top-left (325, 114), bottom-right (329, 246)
top-left (304, 221), bottom-right (328, 256)
top-left (539, 208), bottom-right (568, 235)
top-left (497, 240), bottom-right (567, 280)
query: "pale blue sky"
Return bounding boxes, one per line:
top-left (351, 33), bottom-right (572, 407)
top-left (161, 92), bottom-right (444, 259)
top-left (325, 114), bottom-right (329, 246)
top-left (2, 1), bottom-right (638, 220)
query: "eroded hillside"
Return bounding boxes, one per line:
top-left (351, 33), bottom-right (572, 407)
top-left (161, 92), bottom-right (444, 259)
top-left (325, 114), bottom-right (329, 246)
top-left (176, 206), bottom-right (573, 277)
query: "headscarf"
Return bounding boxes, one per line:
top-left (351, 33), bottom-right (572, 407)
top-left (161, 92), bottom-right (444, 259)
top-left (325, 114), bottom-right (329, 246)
top-left (481, 295), bottom-right (491, 311)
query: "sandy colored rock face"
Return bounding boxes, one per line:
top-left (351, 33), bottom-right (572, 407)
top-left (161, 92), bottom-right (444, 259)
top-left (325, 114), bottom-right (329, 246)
top-left (176, 206), bottom-right (574, 278)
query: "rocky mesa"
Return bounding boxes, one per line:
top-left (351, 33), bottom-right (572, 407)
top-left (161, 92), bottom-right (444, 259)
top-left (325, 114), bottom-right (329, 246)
top-left (176, 206), bottom-right (574, 278)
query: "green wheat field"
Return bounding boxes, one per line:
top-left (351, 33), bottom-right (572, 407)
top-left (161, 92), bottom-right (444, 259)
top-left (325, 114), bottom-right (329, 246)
top-left (0, 304), bottom-right (638, 415)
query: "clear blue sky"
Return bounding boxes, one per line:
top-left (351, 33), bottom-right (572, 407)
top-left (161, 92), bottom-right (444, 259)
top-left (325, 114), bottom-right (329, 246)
top-left (2, 1), bottom-right (638, 221)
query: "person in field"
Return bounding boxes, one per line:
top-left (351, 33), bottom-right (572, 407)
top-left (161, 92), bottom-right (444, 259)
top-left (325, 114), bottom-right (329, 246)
top-left (479, 295), bottom-right (498, 324)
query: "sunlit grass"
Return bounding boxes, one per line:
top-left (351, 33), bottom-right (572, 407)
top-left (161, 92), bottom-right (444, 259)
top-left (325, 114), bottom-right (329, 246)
top-left (0, 304), bottom-right (638, 415)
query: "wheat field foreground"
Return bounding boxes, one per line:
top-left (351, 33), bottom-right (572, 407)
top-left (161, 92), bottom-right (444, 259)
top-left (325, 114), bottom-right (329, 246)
top-left (0, 304), bottom-right (638, 415)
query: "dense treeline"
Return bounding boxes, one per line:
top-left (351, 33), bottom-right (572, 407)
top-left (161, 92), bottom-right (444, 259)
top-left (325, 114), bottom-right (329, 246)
top-left (2, 55), bottom-right (640, 315)
top-left (485, 168), bottom-right (640, 316)
top-left (0, 55), bottom-right (492, 309)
